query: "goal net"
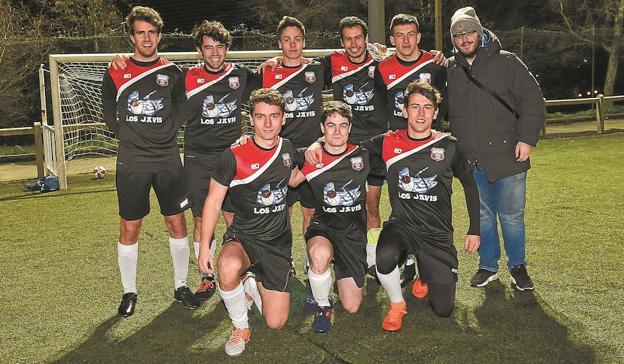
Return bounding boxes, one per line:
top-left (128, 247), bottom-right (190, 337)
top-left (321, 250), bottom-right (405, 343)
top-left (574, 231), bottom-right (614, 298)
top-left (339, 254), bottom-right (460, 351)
top-left (46, 49), bottom-right (335, 188)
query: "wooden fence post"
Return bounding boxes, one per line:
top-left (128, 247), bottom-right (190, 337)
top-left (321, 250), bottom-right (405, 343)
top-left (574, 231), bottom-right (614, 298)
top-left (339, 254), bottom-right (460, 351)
top-left (596, 94), bottom-right (605, 134)
top-left (33, 122), bottom-right (45, 178)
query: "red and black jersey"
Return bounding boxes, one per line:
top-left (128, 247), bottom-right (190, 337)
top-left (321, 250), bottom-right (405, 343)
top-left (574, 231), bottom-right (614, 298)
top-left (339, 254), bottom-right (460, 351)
top-left (212, 137), bottom-right (295, 244)
top-left (262, 61), bottom-right (325, 148)
top-left (364, 130), bottom-right (476, 243)
top-left (300, 144), bottom-right (370, 230)
top-left (102, 58), bottom-right (185, 170)
top-left (376, 51), bottom-right (447, 131)
top-left (319, 51), bottom-right (389, 142)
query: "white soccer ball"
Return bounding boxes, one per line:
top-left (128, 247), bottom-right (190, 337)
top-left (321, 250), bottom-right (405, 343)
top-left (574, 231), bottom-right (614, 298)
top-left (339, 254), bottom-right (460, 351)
top-left (94, 165), bottom-right (107, 179)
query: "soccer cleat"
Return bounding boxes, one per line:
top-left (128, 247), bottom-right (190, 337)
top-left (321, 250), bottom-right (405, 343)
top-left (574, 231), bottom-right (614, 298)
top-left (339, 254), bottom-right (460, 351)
top-left (470, 269), bottom-right (499, 288)
top-left (367, 265), bottom-right (381, 284)
top-left (174, 286), bottom-right (201, 309)
top-left (411, 278), bottom-right (429, 299)
top-left (382, 300), bottom-right (407, 332)
top-left (400, 262), bottom-right (416, 287)
top-left (303, 296), bottom-right (318, 315)
top-left (311, 304), bottom-right (333, 333)
top-left (118, 292), bottom-right (137, 317)
top-left (509, 264), bottom-right (534, 291)
top-left (194, 275), bottom-right (216, 301)
top-left (224, 327), bottom-right (251, 357)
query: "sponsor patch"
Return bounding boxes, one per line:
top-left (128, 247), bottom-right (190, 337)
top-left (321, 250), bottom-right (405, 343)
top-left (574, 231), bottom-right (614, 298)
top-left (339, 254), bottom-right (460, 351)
top-left (275, 74), bottom-right (283, 79)
top-left (156, 74), bottom-right (169, 87)
top-left (431, 147), bottom-right (445, 161)
top-left (394, 148), bottom-right (402, 154)
top-left (197, 78), bottom-right (205, 84)
top-left (123, 73), bottom-right (132, 79)
top-left (341, 66), bottom-right (349, 72)
top-left (389, 74), bottom-right (396, 80)
top-left (251, 163), bottom-right (260, 170)
top-left (180, 198), bottom-right (189, 208)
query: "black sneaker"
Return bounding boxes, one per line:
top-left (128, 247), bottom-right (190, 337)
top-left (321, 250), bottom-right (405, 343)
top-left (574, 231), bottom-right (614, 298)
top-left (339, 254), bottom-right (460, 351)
top-left (509, 264), bottom-right (534, 291)
top-left (400, 262), bottom-right (416, 288)
top-left (470, 269), bottom-right (499, 287)
top-left (194, 276), bottom-right (216, 301)
top-left (367, 265), bottom-right (381, 285)
top-left (311, 304), bottom-right (333, 333)
top-left (174, 286), bottom-right (201, 309)
top-left (118, 292), bottom-right (137, 317)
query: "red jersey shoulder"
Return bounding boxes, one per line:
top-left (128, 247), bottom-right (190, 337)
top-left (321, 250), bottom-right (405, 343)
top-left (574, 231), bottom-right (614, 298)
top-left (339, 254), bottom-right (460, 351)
top-left (107, 58), bottom-right (175, 89)
top-left (263, 64), bottom-right (304, 88)
top-left (330, 51), bottom-right (373, 77)
top-left (382, 130), bottom-right (436, 162)
top-left (231, 139), bottom-right (283, 180)
top-left (185, 63), bottom-right (233, 92)
top-left (301, 144), bottom-right (358, 176)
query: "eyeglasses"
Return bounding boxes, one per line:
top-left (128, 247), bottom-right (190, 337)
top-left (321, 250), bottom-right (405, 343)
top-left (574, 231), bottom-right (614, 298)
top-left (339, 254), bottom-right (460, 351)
top-left (453, 30), bottom-right (477, 40)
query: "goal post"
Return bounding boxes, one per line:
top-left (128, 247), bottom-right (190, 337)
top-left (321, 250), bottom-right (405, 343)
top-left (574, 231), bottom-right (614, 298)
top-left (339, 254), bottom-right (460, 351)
top-left (46, 49), bottom-right (336, 189)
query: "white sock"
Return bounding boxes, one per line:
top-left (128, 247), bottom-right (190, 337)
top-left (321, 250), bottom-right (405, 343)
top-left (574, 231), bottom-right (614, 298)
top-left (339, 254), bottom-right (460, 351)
top-left (377, 266), bottom-right (403, 303)
top-left (308, 268), bottom-right (333, 307)
top-left (194, 240), bottom-right (216, 278)
top-left (117, 242), bottom-right (138, 294)
top-left (169, 236), bottom-right (189, 289)
top-left (366, 228), bottom-right (381, 268)
top-left (243, 275), bottom-right (263, 316)
top-left (220, 282), bottom-right (249, 329)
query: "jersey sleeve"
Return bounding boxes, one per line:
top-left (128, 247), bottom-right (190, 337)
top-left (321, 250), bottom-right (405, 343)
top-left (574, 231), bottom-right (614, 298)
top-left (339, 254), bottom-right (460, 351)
top-left (432, 64), bottom-right (448, 131)
top-left (239, 64), bottom-right (261, 103)
top-left (212, 148), bottom-right (237, 187)
top-left (317, 55), bottom-right (332, 88)
top-left (452, 145), bottom-right (479, 235)
top-left (293, 147), bottom-right (307, 169)
top-left (101, 71), bottom-right (119, 136)
top-left (374, 65), bottom-right (388, 109)
top-left (173, 68), bottom-right (195, 127)
top-left (360, 134), bottom-right (386, 178)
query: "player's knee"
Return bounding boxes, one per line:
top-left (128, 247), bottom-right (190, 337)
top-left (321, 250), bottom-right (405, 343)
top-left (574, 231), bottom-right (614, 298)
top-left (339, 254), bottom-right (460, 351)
top-left (431, 300), bottom-right (454, 317)
top-left (308, 249), bottom-right (331, 273)
top-left (375, 249), bottom-right (399, 274)
top-left (265, 315), bottom-right (287, 329)
top-left (341, 298), bottom-right (362, 314)
top-left (217, 256), bottom-right (243, 283)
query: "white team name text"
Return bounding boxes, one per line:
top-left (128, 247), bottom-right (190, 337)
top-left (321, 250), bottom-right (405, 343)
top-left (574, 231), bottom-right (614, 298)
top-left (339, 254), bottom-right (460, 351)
top-left (126, 115), bottom-right (163, 123)
top-left (398, 193), bottom-right (438, 201)
top-left (254, 204), bottom-right (286, 214)
top-left (322, 204), bottom-right (362, 213)
top-left (354, 105), bottom-right (375, 112)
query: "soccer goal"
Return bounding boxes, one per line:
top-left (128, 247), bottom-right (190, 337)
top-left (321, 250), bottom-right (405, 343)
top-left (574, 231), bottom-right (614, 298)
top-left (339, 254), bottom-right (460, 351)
top-left (45, 49), bottom-right (335, 189)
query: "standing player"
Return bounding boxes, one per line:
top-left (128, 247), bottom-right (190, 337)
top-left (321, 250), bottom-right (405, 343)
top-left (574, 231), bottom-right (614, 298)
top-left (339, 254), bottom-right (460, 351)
top-left (101, 6), bottom-right (199, 317)
top-left (291, 101), bottom-right (370, 333)
top-left (369, 81), bottom-right (479, 331)
top-left (376, 13), bottom-right (448, 286)
top-left (198, 89), bottom-right (298, 356)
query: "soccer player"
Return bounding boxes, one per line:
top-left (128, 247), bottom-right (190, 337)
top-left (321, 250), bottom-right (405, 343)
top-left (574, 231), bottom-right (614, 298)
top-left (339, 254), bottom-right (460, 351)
top-left (101, 6), bottom-right (199, 317)
top-left (290, 101), bottom-right (370, 333)
top-left (197, 88), bottom-right (298, 356)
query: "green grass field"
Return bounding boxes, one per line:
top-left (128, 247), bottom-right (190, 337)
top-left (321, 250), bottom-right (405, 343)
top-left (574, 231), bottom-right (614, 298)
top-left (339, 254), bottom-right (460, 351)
top-left (1, 133), bottom-right (623, 363)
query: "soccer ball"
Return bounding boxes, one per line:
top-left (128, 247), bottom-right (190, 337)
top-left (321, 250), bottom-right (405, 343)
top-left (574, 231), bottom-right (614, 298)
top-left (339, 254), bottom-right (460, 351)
top-left (93, 166), bottom-right (107, 179)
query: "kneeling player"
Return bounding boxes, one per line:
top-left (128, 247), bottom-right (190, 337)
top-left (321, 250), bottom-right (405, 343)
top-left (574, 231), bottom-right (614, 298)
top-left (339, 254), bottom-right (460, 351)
top-left (290, 101), bottom-right (370, 333)
top-left (370, 81), bottom-right (480, 331)
top-left (197, 89), bottom-right (298, 356)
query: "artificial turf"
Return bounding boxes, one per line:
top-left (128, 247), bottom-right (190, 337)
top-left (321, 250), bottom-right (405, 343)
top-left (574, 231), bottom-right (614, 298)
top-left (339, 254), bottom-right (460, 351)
top-left (0, 133), bottom-right (622, 363)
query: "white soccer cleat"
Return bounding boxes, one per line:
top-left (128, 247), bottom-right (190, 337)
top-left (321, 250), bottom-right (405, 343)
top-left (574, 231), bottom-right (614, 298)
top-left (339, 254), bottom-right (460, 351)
top-left (224, 327), bottom-right (250, 357)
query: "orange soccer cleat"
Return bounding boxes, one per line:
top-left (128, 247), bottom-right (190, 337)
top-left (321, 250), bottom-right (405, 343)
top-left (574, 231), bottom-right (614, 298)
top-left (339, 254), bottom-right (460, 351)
top-left (382, 300), bottom-right (407, 332)
top-left (412, 278), bottom-right (429, 299)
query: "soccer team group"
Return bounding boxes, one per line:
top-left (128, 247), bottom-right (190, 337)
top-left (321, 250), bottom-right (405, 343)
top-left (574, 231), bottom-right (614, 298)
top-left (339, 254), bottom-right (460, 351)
top-left (101, 5), bottom-right (545, 357)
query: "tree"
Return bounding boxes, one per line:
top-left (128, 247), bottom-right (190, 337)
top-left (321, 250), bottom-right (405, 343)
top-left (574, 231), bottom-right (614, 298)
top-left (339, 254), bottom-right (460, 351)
top-left (556, 0), bottom-right (624, 96)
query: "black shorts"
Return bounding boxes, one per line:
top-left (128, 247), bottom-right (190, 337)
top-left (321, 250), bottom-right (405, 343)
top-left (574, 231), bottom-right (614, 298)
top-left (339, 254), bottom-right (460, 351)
top-left (116, 167), bottom-right (191, 220)
top-left (184, 152), bottom-right (234, 217)
top-left (305, 220), bottom-right (367, 288)
top-left (379, 219), bottom-right (458, 285)
top-left (287, 182), bottom-right (315, 208)
top-left (367, 174), bottom-right (385, 187)
top-left (223, 230), bottom-right (293, 292)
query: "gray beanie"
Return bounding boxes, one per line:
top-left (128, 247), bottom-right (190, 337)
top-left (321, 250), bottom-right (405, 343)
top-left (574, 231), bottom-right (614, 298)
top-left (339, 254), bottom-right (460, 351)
top-left (450, 7), bottom-right (483, 39)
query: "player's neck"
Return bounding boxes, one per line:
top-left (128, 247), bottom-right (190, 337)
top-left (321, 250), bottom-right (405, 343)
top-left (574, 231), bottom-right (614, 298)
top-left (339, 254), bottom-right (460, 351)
top-left (133, 51), bottom-right (159, 63)
top-left (347, 52), bottom-right (367, 64)
top-left (397, 48), bottom-right (421, 62)
top-left (281, 56), bottom-right (303, 67)
top-left (407, 128), bottom-right (432, 140)
top-left (253, 135), bottom-right (279, 149)
top-left (324, 143), bottom-right (348, 155)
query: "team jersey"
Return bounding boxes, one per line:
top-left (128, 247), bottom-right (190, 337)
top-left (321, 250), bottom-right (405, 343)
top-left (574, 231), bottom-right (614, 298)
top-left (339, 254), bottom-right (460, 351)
top-left (181, 62), bottom-right (258, 155)
top-left (212, 137), bottom-right (295, 244)
top-left (300, 144), bottom-right (370, 230)
top-left (319, 52), bottom-right (389, 142)
top-left (262, 61), bottom-right (325, 148)
top-left (102, 58), bottom-right (185, 170)
top-left (376, 51), bottom-right (447, 131)
top-left (364, 130), bottom-right (474, 242)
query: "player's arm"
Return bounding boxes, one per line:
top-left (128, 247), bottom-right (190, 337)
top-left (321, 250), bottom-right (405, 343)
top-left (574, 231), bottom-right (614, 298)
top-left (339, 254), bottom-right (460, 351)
top-left (452, 147), bottom-right (480, 253)
top-left (374, 66), bottom-right (389, 108)
top-left (429, 50), bottom-right (448, 67)
top-left (289, 147), bottom-right (307, 187)
top-left (198, 179), bottom-right (228, 274)
top-left (433, 66), bottom-right (448, 131)
top-left (173, 68), bottom-right (194, 127)
top-left (360, 134), bottom-right (386, 179)
top-left (304, 141), bottom-right (324, 165)
top-left (101, 72), bottom-right (119, 136)
top-left (289, 167), bottom-right (306, 187)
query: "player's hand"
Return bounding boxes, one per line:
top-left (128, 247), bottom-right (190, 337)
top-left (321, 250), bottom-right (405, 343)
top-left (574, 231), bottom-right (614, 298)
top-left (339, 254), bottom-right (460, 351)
top-left (198, 246), bottom-right (215, 275)
top-left (304, 142), bottom-right (323, 165)
top-left (257, 56), bottom-right (281, 73)
top-left (515, 141), bottom-right (532, 162)
top-left (110, 54), bottom-right (129, 70)
top-left (464, 235), bottom-right (480, 253)
top-left (234, 133), bottom-right (253, 146)
top-left (430, 50), bottom-right (448, 67)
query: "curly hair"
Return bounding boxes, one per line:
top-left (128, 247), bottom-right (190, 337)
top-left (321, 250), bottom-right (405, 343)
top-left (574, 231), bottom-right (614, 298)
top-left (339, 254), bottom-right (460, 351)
top-left (404, 80), bottom-right (442, 106)
top-left (249, 88), bottom-right (285, 113)
top-left (126, 6), bottom-right (163, 34)
top-left (192, 20), bottom-right (232, 49)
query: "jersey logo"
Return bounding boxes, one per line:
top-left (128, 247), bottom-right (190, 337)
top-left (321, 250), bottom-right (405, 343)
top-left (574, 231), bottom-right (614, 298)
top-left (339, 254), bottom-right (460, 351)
top-left (343, 83), bottom-right (374, 106)
top-left (275, 74), bottom-right (283, 79)
top-left (229, 76), bottom-right (240, 89)
top-left (202, 94), bottom-right (237, 118)
top-left (257, 178), bottom-right (287, 206)
top-left (284, 88), bottom-right (314, 112)
top-left (350, 156), bottom-right (363, 171)
top-left (368, 66), bottom-right (375, 78)
top-left (431, 147), bottom-right (445, 161)
top-left (305, 71), bottom-right (316, 83)
top-left (323, 181), bottom-right (361, 207)
top-left (398, 167), bottom-right (438, 194)
top-left (123, 73), bottom-right (132, 79)
top-left (156, 74), bottom-right (169, 87)
top-left (340, 66), bottom-right (349, 72)
top-left (179, 198), bottom-right (189, 208)
top-left (251, 163), bottom-right (260, 170)
top-left (394, 148), bottom-right (402, 154)
top-left (389, 74), bottom-right (396, 80)
top-left (419, 73), bottom-right (432, 84)
top-left (127, 91), bottom-right (163, 116)
top-left (394, 91), bottom-right (405, 111)
top-left (197, 78), bottom-right (205, 84)
top-left (282, 153), bottom-right (292, 167)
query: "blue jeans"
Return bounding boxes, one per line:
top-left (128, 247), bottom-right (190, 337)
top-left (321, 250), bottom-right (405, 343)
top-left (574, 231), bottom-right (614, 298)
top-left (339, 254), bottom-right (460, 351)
top-left (473, 165), bottom-right (527, 272)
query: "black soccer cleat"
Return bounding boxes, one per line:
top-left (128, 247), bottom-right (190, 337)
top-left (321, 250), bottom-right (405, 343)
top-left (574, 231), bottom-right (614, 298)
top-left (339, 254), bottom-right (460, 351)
top-left (118, 292), bottom-right (137, 317)
top-left (194, 275), bottom-right (217, 301)
top-left (509, 264), bottom-right (534, 291)
top-left (400, 262), bottom-right (416, 288)
top-left (174, 286), bottom-right (201, 309)
top-left (470, 269), bottom-right (499, 288)
top-left (367, 265), bottom-right (381, 285)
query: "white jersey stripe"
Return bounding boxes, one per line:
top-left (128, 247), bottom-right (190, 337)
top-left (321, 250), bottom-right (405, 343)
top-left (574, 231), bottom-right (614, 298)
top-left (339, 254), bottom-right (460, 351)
top-left (386, 134), bottom-right (449, 169)
top-left (185, 63), bottom-right (234, 99)
top-left (116, 63), bottom-right (176, 101)
top-left (331, 59), bottom-right (375, 83)
top-left (306, 146), bottom-right (359, 181)
top-left (230, 138), bottom-right (284, 187)
top-left (386, 59), bottom-right (434, 90)
top-left (270, 64), bottom-right (309, 90)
